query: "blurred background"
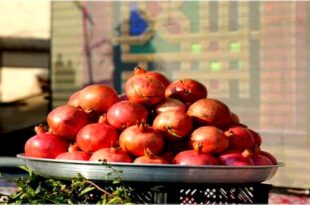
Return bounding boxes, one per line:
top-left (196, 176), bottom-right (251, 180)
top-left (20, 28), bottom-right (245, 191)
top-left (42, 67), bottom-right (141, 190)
top-left (0, 1), bottom-right (309, 202)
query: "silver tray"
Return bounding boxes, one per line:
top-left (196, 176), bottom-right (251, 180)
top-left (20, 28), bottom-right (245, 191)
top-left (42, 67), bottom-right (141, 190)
top-left (17, 154), bottom-right (283, 184)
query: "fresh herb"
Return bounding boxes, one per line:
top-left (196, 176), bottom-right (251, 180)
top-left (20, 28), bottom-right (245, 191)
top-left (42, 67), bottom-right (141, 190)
top-left (0, 164), bottom-right (133, 204)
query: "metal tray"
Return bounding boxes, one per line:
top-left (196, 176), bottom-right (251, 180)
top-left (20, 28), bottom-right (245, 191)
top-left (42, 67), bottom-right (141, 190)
top-left (17, 154), bottom-right (283, 184)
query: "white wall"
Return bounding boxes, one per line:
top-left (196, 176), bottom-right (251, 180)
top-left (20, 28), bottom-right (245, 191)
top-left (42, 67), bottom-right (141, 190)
top-left (0, 0), bottom-right (50, 38)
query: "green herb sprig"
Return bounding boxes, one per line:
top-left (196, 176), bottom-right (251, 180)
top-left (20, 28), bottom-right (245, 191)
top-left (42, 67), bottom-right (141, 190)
top-left (0, 163), bottom-right (133, 204)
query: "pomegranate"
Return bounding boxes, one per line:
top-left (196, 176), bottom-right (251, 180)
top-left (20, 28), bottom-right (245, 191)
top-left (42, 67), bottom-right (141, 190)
top-left (67, 91), bottom-right (80, 108)
top-left (78, 84), bottom-right (119, 114)
top-left (24, 126), bottom-right (69, 159)
top-left (56, 144), bottom-right (90, 161)
top-left (134, 66), bottom-right (170, 88)
top-left (159, 150), bottom-right (175, 162)
top-left (134, 148), bottom-right (170, 164)
top-left (248, 129), bottom-right (262, 148)
top-left (225, 126), bottom-right (255, 151)
top-left (119, 123), bottom-right (165, 157)
top-left (218, 150), bottom-right (254, 166)
top-left (252, 154), bottom-right (273, 165)
top-left (47, 105), bottom-right (90, 140)
top-left (90, 147), bottom-right (132, 163)
top-left (125, 72), bottom-right (165, 106)
top-left (155, 98), bottom-right (187, 114)
top-left (231, 112), bottom-right (240, 125)
top-left (153, 111), bottom-right (193, 141)
top-left (253, 148), bottom-right (277, 165)
top-left (173, 144), bottom-right (218, 166)
top-left (187, 98), bottom-right (232, 129)
top-left (165, 79), bottom-right (207, 105)
top-left (107, 100), bottom-right (148, 129)
top-left (76, 116), bottom-right (119, 153)
top-left (190, 126), bottom-right (229, 154)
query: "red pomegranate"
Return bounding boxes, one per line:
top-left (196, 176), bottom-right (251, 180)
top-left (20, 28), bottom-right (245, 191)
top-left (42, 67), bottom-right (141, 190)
top-left (187, 98), bottom-right (232, 129)
top-left (90, 147), bottom-right (132, 163)
top-left (78, 84), bottom-right (119, 114)
top-left (55, 144), bottom-right (90, 161)
top-left (172, 145), bottom-right (218, 166)
top-left (24, 126), bottom-right (69, 159)
top-left (253, 148), bottom-right (277, 165)
top-left (125, 72), bottom-right (165, 106)
top-left (252, 154), bottom-right (273, 165)
top-left (248, 129), bottom-right (262, 148)
top-left (119, 123), bottom-right (165, 157)
top-left (190, 126), bottom-right (229, 154)
top-left (67, 91), bottom-right (80, 108)
top-left (134, 148), bottom-right (170, 164)
top-left (134, 66), bottom-right (170, 88)
top-left (107, 100), bottom-right (148, 129)
top-left (153, 111), bottom-right (193, 141)
top-left (47, 105), bottom-right (90, 140)
top-left (76, 116), bottom-right (119, 153)
top-left (155, 98), bottom-right (187, 114)
top-left (165, 79), bottom-right (207, 105)
top-left (225, 126), bottom-right (255, 151)
top-left (231, 112), bottom-right (240, 125)
top-left (218, 150), bottom-right (254, 166)
top-left (159, 150), bottom-right (175, 162)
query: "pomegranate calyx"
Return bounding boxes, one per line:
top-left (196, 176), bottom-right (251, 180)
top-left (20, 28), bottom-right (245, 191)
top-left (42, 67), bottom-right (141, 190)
top-left (134, 66), bottom-right (146, 75)
top-left (242, 149), bottom-right (253, 158)
top-left (98, 114), bottom-right (107, 124)
top-left (68, 144), bottom-right (80, 152)
top-left (193, 142), bottom-right (203, 154)
top-left (225, 130), bottom-right (235, 137)
top-left (34, 125), bottom-right (47, 135)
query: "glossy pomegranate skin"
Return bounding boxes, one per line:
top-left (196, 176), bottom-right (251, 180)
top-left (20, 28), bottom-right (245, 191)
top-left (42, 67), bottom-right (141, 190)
top-left (153, 111), bottom-right (193, 141)
top-left (56, 151), bottom-right (90, 161)
top-left (107, 100), bottom-right (148, 129)
top-left (25, 133), bottom-right (69, 159)
top-left (190, 126), bottom-right (229, 154)
top-left (173, 150), bottom-right (218, 166)
top-left (78, 84), bottom-right (119, 113)
top-left (90, 148), bottom-right (132, 163)
top-left (119, 124), bottom-right (165, 157)
top-left (155, 98), bottom-right (187, 115)
top-left (47, 105), bottom-right (90, 140)
top-left (134, 67), bottom-right (170, 88)
top-left (134, 155), bottom-right (169, 164)
top-left (187, 98), bottom-right (232, 129)
top-left (248, 129), bottom-right (262, 148)
top-left (226, 126), bottom-right (255, 151)
top-left (125, 74), bottom-right (165, 106)
top-left (76, 123), bottom-right (119, 153)
top-left (165, 79), bottom-right (207, 105)
top-left (252, 154), bottom-right (273, 165)
top-left (218, 151), bottom-right (254, 166)
top-left (259, 150), bottom-right (277, 165)
top-left (67, 91), bottom-right (80, 108)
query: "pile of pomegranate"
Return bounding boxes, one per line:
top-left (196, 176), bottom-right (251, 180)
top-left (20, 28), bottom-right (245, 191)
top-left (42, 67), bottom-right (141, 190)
top-left (24, 67), bottom-right (277, 166)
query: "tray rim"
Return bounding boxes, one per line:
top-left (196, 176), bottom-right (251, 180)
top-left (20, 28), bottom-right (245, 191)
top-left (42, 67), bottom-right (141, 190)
top-left (17, 153), bottom-right (285, 169)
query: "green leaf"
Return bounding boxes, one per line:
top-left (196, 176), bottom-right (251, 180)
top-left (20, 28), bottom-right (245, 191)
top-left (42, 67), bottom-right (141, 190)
top-left (79, 187), bottom-right (95, 197)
